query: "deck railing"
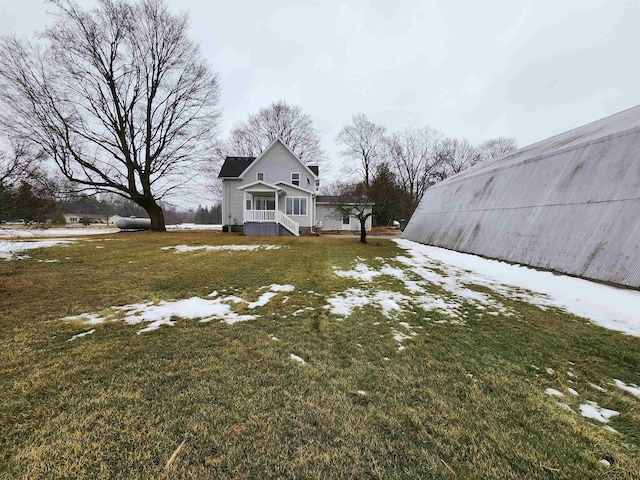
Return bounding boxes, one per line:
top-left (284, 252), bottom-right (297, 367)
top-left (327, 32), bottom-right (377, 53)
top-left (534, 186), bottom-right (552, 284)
top-left (244, 210), bottom-right (275, 222)
top-left (275, 210), bottom-right (299, 236)
top-left (244, 209), bottom-right (299, 236)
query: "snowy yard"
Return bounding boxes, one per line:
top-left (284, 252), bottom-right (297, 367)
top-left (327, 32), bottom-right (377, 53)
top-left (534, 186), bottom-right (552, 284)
top-left (1, 231), bottom-right (638, 478)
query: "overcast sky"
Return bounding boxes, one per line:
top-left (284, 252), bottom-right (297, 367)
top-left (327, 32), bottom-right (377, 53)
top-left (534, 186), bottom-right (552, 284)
top-left (1, 0), bottom-right (638, 203)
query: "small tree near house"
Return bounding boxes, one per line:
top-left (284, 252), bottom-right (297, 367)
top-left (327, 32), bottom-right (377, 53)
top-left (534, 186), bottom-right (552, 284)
top-left (328, 197), bottom-right (374, 243)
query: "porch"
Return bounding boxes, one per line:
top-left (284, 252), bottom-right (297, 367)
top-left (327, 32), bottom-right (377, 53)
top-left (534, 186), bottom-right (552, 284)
top-left (240, 184), bottom-right (299, 236)
top-left (243, 209), bottom-right (299, 236)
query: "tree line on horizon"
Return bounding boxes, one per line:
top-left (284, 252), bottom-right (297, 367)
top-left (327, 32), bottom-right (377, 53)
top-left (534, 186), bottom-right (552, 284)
top-left (0, 177), bottom-right (221, 226)
top-left (330, 114), bottom-right (517, 225)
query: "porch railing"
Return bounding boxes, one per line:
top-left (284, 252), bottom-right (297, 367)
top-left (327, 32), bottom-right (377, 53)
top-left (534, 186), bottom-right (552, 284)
top-left (244, 210), bottom-right (275, 222)
top-left (275, 210), bottom-right (299, 236)
top-left (244, 209), bottom-right (299, 236)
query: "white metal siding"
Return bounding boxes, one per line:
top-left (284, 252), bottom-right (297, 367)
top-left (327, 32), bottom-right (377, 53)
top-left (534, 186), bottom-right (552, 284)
top-left (403, 107), bottom-right (640, 289)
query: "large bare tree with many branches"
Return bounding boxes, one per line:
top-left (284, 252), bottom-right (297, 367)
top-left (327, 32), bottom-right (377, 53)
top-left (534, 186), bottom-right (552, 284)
top-left (0, 0), bottom-right (221, 231)
top-left (228, 100), bottom-right (325, 166)
top-left (385, 126), bottom-right (443, 215)
top-left (335, 114), bottom-right (387, 193)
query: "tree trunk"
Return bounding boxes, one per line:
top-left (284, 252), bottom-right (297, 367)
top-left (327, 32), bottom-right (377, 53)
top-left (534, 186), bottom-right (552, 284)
top-left (142, 199), bottom-right (166, 231)
top-left (359, 217), bottom-right (367, 243)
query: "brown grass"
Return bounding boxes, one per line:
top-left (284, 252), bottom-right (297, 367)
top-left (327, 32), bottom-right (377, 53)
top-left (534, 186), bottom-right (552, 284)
top-left (0, 230), bottom-right (638, 479)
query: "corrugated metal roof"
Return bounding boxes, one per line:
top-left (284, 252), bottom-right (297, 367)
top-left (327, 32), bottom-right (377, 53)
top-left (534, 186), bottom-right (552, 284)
top-left (402, 106), bottom-right (640, 289)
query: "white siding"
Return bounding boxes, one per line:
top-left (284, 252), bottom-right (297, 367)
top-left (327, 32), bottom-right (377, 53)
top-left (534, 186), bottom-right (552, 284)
top-left (244, 141), bottom-right (317, 188)
top-left (223, 179), bottom-right (245, 226)
top-left (316, 204), bottom-right (372, 231)
top-left (277, 184), bottom-right (314, 227)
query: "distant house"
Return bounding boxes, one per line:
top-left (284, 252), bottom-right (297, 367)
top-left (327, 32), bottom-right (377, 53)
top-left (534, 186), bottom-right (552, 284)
top-left (63, 213), bottom-right (121, 225)
top-left (218, 138), bottom-right (374, 236)
top-left (64, 213), bottom-right (82, 224)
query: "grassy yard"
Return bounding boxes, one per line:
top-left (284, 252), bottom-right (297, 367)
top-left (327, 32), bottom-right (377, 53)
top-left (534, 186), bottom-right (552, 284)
top-left (0, 231), bottom-right (639, 479)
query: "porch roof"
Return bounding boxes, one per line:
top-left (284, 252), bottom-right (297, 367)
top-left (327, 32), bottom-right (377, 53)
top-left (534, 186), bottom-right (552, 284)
top-left (238, 180), bottom-right (283, 193)
top-left (274, 181), bottom-right (315, 194)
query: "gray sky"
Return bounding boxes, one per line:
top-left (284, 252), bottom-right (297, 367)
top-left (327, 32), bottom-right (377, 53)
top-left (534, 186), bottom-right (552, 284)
top-left (1, 0), bottom-right (638, 202)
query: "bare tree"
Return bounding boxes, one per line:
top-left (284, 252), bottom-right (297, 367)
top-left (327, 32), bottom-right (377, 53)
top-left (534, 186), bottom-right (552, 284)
top-left (385, 126), bottom-right (442, 215)
top-left (434, 138), bottom-right (481, 179)
top-left (477, 137), bottom-right (518, 163)
top-left (0, 0), bottom-right (221, 231)
top-left (228, 100), bottom-right (325, 165)
top-left (0, 137), bottom-right (44, 185)
top-left (336, 114), bottom-right (387, 193)
top-left (328, 198), bottom-right (374, 244)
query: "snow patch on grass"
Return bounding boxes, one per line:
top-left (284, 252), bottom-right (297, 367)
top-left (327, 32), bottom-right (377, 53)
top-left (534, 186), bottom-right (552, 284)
top-left (61, 285), bottom-right (295, 334)
top-left (0, 227), bottom-right (116, 238)
top-left (333, 250), bottom-right (516, 321)
top-left (0, 239), bottom-right (76, 260)
top-left (325, 288), bottom-right (410, 318)
top-left (161, 244), bottom-right (284, 253)
top-left (67, 329), bottom-right (95, 342)
top-left (247, 292), bottom-right (277, 309)
top-left (290, 354), bottom-right (306, 365)
top-left (613, 379), bottom-right (640, 399)
top-left (545, 388), bottom-right (564, 397)
top-left (579, 401), bottom-right (619, 423)
top-left (394, 239), bottom-right (640, 337)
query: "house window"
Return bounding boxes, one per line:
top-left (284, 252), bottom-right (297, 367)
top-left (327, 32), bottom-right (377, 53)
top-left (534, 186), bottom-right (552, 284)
top-left (291, 172), bottom-right (300, 186)
top-left (342, 216), bottom-right (350, 226)
top-left (246, 199), bottom-right (251, 210)
top-left (286, 197), bottom-right (307, 216)
top-left (257, 172), bottom-right (264, 181)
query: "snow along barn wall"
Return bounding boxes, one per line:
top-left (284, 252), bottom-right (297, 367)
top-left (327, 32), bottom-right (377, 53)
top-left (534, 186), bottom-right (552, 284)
top-left (402, 106), bottom-right (640, 289)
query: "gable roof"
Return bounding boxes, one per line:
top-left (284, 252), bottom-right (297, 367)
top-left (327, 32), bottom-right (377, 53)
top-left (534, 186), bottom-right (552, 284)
top-left (218, 156), bottom-right (256, 178)
top-left (238, 180), bottom-right (283, 192)
top-left (243, 138), bottom-right (319, 180)
top-left (218, 138), bottom-right (319, 180)
top-left (316, 195), bottom-right (374, 205)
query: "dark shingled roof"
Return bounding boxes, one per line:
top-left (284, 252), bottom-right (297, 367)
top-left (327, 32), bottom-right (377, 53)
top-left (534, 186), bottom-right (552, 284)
top-left (218, 157), bottom-right (256, 178)
top-left (218, 156), bottom-right (318, 178)
top-left (316, 195), bottom-right (374, 204)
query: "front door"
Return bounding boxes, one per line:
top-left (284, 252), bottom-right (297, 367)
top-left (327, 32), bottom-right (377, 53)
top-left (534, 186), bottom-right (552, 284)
top-left (254, 196), bottom-right (275, 210)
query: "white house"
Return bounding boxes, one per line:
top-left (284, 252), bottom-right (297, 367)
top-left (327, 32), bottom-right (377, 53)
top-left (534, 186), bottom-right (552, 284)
top-left (218, 138), bottom-right (373, 236)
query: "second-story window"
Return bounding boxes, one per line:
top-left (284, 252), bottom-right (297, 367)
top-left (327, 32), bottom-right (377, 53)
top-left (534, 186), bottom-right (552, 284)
top-left (291, 172), bottom-right (300, 186)
top-left (257, 172), bottom-right (264, 181)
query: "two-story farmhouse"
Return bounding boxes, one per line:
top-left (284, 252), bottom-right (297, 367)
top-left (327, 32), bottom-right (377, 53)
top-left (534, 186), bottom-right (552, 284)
top-left (218, 138), bottom-right (373, 236)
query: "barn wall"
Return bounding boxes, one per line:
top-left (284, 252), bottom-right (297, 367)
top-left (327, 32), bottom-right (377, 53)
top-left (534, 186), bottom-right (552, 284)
top-left (402, 110), bottom-right (640, 289)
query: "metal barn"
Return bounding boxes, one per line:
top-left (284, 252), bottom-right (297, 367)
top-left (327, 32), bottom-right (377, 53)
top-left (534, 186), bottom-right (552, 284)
top-left (402, 106), bottom-right (640, 289)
